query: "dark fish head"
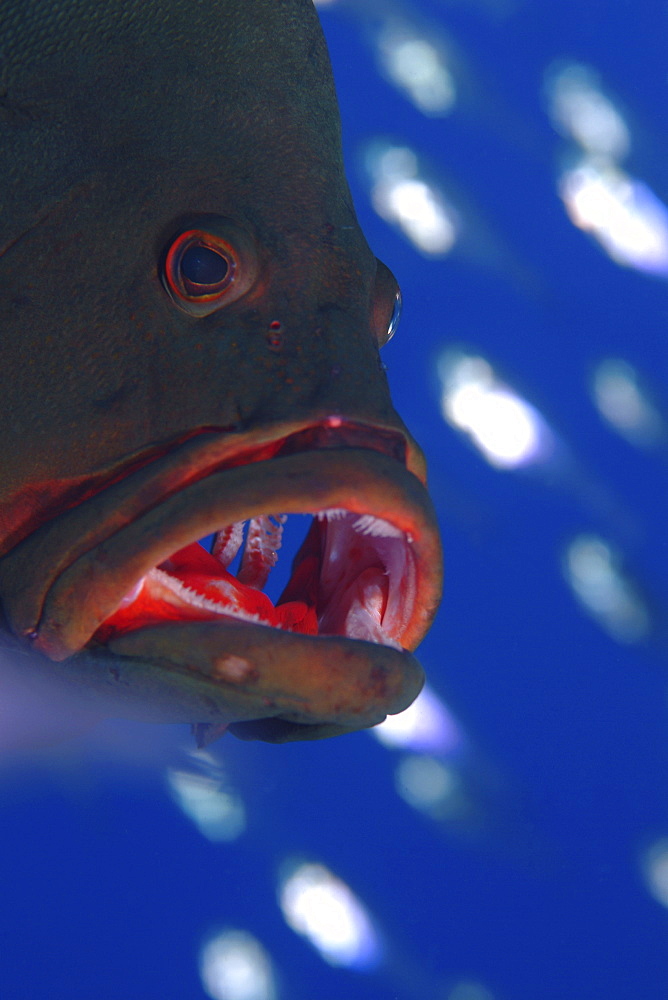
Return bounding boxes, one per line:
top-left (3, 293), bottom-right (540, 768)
top-left (0, 0), bottom-right (442, 742)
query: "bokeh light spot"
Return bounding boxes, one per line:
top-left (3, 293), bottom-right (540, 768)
top-left (545, 62), bottom-right (630, 159)
top-left (395, 754), bottom-right (462, 818)
top-left (563, 535), bottom-right (651, 643)
top-left (373, 684), bottom-right (465, 755)
top-left (278, 860), bottom-right (382, 970)
top-left (377, 22), bottom-right (456, 116)
top-left (438, 351), bottom-right (554, 468)
top-left (591, 358), bottom-right (664, 448)
top-left (365, 140), bottom-right (458, 255)
top-left (559, 157), bottom-right (668, 275)
top-left (199, 929), bottom-right (278, 1000)
top-left (166, 752), bottom-right (246, 842)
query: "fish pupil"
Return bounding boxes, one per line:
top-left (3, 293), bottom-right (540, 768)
top-left (180, 245), bottom-right (228, 286)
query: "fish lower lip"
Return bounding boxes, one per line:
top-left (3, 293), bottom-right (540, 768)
top-left (103, 621), bottom-right (426, 735)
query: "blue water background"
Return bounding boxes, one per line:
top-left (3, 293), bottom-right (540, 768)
top-left (1, 2), bottom-right (666, 997)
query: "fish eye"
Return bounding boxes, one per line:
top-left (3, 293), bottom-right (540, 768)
top-left (372, 259), bottom-right (402, 347)
top-left (162, 225), bottom-right (256, 317)
top-left (180, 244), bottom-right (230, 289)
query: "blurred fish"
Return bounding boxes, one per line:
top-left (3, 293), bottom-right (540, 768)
top-left (0, 0), bottom-right (442, 745)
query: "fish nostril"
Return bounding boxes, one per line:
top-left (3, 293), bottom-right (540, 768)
top-left (267, 320), bottom-right (284, 349)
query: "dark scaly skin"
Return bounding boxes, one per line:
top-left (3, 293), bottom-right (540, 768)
top-left (0, 0), bottom-right (442, 743)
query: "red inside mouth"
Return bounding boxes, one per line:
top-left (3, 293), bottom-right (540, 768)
top-left (93, 508), bottom-right (414, 649)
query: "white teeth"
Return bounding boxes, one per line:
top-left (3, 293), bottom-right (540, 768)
top-left (148, 567), bottom-right (267, 625)
top-left (353, 514), bottom-right (403, 538)
top-left (316, 508), bottom-right (348, 521)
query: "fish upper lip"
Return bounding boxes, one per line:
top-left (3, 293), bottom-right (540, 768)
top-left (0, 417), bottom-right (426, 560)
top-left (0, 419), bottom-right (442, 662)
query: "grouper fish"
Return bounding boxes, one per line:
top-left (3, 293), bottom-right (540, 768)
top-left (0, 0), bottom-right (442, 743)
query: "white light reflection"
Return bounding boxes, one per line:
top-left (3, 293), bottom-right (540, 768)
top-left (364, 141), bottom-right (458, 256)
top-left (559, 157), bottom-right (668, 276)
top-left (373, 684), bottom-right (464, 755)
top-left (545, 63), bottom-right (630, 159)
top-left (199, 929), bottom-right (278, 1000)
top-left (564, 535), bottom-right (651, 643)
top-left (278, 860), bottom-right (382, 970)
top-left (395, 754), bottom-right (465, 820)
top-left (166, 751), bottom-right (245, 842)
top-left (438, 350), bottom-right (554, 468)
top-left (592, 358), bottom-right (665, 449)
top-left (375, 19), bottom-right (456, 116)
top-left (641, 840), bottom-right (668, 909)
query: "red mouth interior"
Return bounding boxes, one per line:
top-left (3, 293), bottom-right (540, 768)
top-left (94, 508), bottom-right (413, 650)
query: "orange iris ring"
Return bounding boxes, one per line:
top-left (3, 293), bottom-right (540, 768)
top-left (165, 230), bottom-right (237, 303)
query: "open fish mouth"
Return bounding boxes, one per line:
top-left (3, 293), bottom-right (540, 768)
top-left (0, 420), bottom-right (442, 741)
top-left (100, 507), bottom-right (412, 650)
